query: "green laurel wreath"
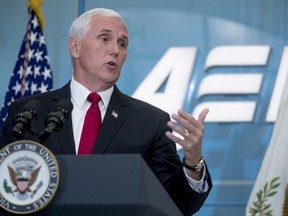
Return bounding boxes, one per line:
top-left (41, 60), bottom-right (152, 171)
top-left (249, 177), bottom-right (281, 216)
top-left (3, 179), bottom-right (14, 196)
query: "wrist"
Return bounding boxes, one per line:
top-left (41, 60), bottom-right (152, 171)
top-left (182, 156), bottom-right (205, 172)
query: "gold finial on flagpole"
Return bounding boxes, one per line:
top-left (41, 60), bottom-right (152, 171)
top-left (26, 0), bottom-right (45, 31)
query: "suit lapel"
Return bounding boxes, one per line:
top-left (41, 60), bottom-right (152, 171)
top-left (92, 86), bottom-right (129, 154)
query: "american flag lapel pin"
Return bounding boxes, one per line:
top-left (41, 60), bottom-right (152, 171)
top-left (111, 110), bottom-right (118, 118)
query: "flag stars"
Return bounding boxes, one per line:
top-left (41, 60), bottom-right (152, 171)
top-left (33, 65), bottom-right (41, 79)
top-left (38, 82), bottom-right (48, 93)
top-left (28, 49), bottom-right (34, 61)
top-left (12, 81), bottom-right (22, 95)
top-left (31, 16), bottom-right (39, 29)
top-left (34, 49), bottom-right (43, 62)
top-left (17, 66), bottom-right (24, 78)
top-left (42, 67), bottom-right (52, 80)
top-left (25, 65), bottom-right (33, 77)
top-left (30, 82), bottom-right (38, 94)
top-left (39, 35), bottom-right (46, 47)
top-left (23, 81), bottom-right (30, 92)
top-left (7, 97), bottom-right (15, 106)
top-left (44, 55), bottom-right (50, 64)
top-left (30, 31), bottom-right (37, 45)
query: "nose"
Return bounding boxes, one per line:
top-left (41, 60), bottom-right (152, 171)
top-left (109, 41), bottom-right (120, 57)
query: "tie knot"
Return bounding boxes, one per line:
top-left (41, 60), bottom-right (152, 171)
top-left (87, 92), bottom-right (101, 104)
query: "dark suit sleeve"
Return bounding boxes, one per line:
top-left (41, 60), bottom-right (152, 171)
top-left (150, 112), bottom-right (212, 216)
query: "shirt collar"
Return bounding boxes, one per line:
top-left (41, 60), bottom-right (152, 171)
top-left (70, 77), bottom-right (114, 110)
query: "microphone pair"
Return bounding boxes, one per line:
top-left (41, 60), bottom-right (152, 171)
top-left (11, 99), bottom-right (73, 143)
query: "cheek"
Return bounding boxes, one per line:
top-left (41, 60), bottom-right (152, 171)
top-left (80, 40), bottom-right (101, 56)
top-left (119, 53), bottom-right (127, 64)
top-left (80, 48), bottom-right (102, 66)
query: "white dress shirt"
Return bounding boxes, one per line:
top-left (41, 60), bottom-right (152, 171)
top-left (70, 77), bottom-right (113, 154)
top-left (70, 77), bottom-right (208, 192)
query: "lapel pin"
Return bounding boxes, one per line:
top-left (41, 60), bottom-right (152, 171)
top-left (111, 110), bottom-right (118, 118)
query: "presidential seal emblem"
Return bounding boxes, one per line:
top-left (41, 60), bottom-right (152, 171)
top-left (0, 140), bottom-right (60, 214)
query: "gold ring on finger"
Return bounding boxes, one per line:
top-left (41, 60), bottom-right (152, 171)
top-left (183, 132), bottom-right (190, 139)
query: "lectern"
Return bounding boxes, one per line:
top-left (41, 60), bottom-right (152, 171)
top-left (0, 154), bottom-right (183, 216)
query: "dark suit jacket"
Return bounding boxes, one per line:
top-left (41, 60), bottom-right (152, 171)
top-left (0, 82), bottom-right (212, 216)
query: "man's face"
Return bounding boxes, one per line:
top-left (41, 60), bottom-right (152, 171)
top-left (72, 15), bottom-right (129, 91)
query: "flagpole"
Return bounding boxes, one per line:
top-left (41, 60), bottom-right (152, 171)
top-left (74, 0), bottom-right (78, 18)
top-left (75, 0), bottom-right (85, 18)
top-left (21, 8), bottom-right (32, 98)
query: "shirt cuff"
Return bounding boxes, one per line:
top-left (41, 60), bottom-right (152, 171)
top-left (183, 164), bottom-right (209, 193)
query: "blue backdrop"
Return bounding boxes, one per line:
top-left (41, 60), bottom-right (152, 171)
top-left (1, 0), bottom-right (288, 215)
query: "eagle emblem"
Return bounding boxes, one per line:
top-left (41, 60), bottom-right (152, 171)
top-left (0, 140), bottom-right (60, 214)
top-left (6, 156), bottom-right (42, 200)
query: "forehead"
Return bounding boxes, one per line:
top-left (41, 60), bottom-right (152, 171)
top-left (89, 15), bottom-right (128, 37)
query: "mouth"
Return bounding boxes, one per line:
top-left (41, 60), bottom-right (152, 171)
top-left (106, 61), bottom-right (118, 69)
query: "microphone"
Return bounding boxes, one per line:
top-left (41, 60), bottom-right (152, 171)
top-left (38, 99), bottom-right (73, 143)
top-left (12, 100), bottom-right (41, 140)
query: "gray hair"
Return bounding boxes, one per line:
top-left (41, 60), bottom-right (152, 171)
top-left (69, 8), bottom-right (123, 38)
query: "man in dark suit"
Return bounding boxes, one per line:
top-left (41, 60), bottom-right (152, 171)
top-left (0, 8), bottom-right (212, 216)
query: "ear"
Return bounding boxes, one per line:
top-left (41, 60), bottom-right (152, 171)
top-left (68, 37), bottom-right (80, 59)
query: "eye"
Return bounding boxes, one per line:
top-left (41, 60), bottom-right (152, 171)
top-left (100, 36), bottom-right (108, 42)
top-left (118, 40), bottom-right (128, 49)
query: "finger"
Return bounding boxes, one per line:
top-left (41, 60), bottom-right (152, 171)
top-left (165, 131), bottom-right (185, 146)
top-left (167, 121), bottom-right (188, 138)
top-left (177, 110), bottom-right (192, 122)
top-left (175, 110), bottom-right (201, 130)
top-left (198, 108), bottom-right (209, 124)
top-left (178, 109), bottom-right (209, 125)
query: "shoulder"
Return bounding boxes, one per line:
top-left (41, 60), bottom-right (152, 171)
top-left (11, 82), bottom-right (70, 108)
top-left (114, 86), bottom-right (169, 117)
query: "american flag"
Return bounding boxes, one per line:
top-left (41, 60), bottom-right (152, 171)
top-left (0, 8), bottom-right (53, 129)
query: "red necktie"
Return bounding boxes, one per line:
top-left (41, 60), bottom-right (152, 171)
top-left (78, 93), bottom-right (102, 154)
